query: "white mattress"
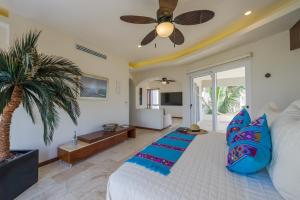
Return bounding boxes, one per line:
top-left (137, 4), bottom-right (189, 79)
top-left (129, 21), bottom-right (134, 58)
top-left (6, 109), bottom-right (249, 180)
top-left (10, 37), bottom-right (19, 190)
top-left (107, 133), bottom-right (283, 200)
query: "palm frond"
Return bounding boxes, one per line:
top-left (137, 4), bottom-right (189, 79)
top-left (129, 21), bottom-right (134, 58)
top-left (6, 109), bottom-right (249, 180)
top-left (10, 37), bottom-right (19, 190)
top-left (22, 90), bottom-right (36, 123)
top-left (218, 86), bottom-right (244, 114)
top-left (0, 86), bottom-right (14, 114)
top-left (9, 30), bottom-right (41, 63)
top-left (24, 87), bottom-right (59, 144)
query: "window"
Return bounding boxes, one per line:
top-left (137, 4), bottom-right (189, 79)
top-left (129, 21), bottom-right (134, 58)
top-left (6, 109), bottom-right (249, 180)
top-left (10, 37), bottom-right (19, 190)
top-left (147, 89), bottom-right (160, 109)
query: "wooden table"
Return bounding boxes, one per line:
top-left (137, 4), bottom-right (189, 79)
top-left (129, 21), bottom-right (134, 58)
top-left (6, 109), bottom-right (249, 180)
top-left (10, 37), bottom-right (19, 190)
top-left (58, 126), bottom-right (136, 165)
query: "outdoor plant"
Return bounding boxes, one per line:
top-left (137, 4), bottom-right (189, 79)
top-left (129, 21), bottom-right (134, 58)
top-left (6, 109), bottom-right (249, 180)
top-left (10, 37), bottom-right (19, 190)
top-left (202, 86), bottom-right (245, 114)
top-left (0, 31), bottom-right (82, 161)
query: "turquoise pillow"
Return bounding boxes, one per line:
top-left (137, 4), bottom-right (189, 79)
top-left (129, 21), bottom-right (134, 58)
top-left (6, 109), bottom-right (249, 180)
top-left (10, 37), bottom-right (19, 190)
top-left (226, 108), bottom-right (251, 145)
top-left (227, 114), bottom-right (272, 174)
top-left (227, 141), bottom-right (271, 174)
top-left (228, 114), bottom-right (271, 148)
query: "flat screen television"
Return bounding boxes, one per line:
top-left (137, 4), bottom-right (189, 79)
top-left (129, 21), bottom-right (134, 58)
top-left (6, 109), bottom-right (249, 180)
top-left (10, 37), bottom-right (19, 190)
top-left (161, 92), bottom-right (182, 106)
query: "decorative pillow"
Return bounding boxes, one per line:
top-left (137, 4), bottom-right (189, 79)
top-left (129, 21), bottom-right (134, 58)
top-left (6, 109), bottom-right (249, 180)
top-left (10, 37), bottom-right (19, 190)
top-left (227, 141), bottom-right (271, 174)
top-left (227, 114), bottom-right (272, 174)
top-left (267, 100), bottom-right (300, 200)
top-left (228, 114), bottom-right (272, 149)
top-left (226, 108), bottom-right (251, 145)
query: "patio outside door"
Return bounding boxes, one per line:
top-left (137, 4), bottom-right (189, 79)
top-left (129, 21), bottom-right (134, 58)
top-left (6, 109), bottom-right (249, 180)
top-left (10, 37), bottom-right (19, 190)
top-left (189, 58), bottom-right (251, 133)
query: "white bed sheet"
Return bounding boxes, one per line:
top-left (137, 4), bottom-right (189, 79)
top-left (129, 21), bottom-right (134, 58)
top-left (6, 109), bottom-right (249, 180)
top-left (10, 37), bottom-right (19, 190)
top-left (107, 133), bottom-right (282, 200)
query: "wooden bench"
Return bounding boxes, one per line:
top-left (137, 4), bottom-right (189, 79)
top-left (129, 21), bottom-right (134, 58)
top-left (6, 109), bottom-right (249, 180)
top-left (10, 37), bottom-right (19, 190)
top-left (58, 126), bottom-right (136, 165)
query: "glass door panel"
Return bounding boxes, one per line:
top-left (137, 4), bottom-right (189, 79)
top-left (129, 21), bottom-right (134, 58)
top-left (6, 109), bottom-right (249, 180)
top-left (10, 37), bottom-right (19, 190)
top-left (215, 67), bottom-right (246, 133)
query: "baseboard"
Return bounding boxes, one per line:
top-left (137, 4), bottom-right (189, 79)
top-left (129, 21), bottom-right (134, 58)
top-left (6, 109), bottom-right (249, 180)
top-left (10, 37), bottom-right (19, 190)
top-left (134, 126), bottom-right (163, 131)
top-left (38, 157), bottom-right (59, 167)
top-left (134, 125), bottom-right (171, 131)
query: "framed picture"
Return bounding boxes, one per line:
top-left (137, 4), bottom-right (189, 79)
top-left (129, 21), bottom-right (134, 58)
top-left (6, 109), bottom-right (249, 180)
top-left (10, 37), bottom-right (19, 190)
top-left (80, 74), bottom-right (109, 100)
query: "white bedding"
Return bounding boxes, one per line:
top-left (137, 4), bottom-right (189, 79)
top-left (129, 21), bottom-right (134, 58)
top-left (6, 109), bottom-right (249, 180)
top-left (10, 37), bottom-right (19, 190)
top-left (107, 133), bottom-right (282, 200)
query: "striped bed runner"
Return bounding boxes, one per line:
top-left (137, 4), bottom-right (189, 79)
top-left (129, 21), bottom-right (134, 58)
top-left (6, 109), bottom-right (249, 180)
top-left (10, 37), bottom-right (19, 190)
top-left (126, 130), bottom-right (197, 175)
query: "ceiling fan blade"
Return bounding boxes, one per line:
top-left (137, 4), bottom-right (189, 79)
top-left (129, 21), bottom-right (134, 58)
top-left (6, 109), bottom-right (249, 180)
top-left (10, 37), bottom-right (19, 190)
top-left (141, 30), bottom-right (157, 46)
top-left (159, 0), bottom-right (178, 12)
top-left (120, 15), bottom-right (157, 24)
top-left (174, 10), bottom-right (215, 25)
top-left (168, 80), bottom-right (176, 82)
top-left (169, 28), bottom-right (184, 45)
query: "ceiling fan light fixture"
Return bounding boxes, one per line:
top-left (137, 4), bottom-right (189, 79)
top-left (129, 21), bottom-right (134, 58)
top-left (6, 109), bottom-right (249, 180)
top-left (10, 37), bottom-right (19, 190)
top-left (120, 0), bottom-right (215, 46)
top-left (156, 22), bottom-right (174, 38)
top-left (162, 81), bottom-right (168, 85)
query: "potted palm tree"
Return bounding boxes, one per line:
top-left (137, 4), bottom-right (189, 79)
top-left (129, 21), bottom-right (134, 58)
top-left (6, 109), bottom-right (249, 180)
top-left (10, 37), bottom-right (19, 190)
top-left (0, 31), bottom-right (82, 199)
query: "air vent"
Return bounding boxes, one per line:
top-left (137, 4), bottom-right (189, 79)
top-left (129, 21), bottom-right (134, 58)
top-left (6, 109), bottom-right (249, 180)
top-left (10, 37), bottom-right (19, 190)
top-left (75, 44), bottom-right (107, 60)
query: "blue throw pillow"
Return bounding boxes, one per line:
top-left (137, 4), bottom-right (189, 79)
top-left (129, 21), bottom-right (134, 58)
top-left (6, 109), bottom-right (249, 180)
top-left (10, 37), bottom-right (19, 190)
top-left (226, 114), bottom-right (272, 174)
top-left (228, 114), bottom-right (271, 148)
top-left (226, 108), bottom-right (251, 145)
top-left (227, 141), bottom-right (271, 174)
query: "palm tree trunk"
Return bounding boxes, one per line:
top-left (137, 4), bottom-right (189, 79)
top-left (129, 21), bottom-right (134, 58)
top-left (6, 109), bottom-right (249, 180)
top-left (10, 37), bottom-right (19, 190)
top-left (0, 86), bottom-right (23, 161)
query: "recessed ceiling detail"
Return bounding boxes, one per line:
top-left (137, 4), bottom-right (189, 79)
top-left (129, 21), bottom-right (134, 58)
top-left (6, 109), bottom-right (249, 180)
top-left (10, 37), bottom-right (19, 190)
top-left (129, 0), bottom-right (299, 68)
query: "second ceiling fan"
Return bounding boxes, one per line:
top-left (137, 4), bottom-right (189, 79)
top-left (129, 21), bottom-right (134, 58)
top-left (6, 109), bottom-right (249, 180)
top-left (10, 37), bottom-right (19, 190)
top-left (120, 0), bottom-right (215, 46)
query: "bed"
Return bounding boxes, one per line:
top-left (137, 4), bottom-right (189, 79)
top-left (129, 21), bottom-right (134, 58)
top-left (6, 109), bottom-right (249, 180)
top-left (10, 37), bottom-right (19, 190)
top-left (107, 133), bottom-right (282, 200)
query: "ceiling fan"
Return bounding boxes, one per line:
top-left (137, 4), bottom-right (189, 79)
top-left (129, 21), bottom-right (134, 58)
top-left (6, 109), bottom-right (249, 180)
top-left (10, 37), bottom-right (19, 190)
top-left (155, 77), bottom-right (176, 84)
top-left (120, 0), bottom-right (214, 46)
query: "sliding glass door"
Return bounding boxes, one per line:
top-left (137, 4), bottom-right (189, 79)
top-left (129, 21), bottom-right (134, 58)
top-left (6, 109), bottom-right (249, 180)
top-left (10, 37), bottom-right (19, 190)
top-left (215, 67), bottom-right (247, 133)
top-left (190, 58), bottom-right (250, 133)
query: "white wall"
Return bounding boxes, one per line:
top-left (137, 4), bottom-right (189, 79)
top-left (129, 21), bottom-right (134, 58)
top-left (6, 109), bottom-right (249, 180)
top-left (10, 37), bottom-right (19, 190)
top-left (4, 14), bottom-right (129, 162)
top-left (132, 30), bottom-right (300, 126)
top-left (0, 17), bottom-right (9, 49)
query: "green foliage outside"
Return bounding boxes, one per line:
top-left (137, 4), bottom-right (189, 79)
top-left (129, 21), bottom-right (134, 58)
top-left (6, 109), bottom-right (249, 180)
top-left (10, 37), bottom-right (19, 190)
top-left (202, 86), bottom-right (245, 115)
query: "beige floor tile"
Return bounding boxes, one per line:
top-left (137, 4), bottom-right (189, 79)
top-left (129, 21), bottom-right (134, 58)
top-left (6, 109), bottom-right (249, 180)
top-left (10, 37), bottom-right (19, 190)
top-left (16, 119), bottom-right (182, 200)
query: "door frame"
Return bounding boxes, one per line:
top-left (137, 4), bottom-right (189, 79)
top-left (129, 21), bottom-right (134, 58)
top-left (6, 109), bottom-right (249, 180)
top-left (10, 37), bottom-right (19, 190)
top-left (189, 70), bottom-right (216, 130)
top-left (188, 57), bottom-right (252, 130)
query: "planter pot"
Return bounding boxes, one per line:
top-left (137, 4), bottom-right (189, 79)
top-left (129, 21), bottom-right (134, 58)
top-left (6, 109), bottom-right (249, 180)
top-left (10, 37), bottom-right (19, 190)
top-left (0, 150), bottom-right (38, 200)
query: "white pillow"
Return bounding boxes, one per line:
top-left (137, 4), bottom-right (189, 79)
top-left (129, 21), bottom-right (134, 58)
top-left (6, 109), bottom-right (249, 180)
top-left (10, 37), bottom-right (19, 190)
top-left (268, 100), bottom-right (300, 200)
top-left (257, 102), bottom-right (281, 126)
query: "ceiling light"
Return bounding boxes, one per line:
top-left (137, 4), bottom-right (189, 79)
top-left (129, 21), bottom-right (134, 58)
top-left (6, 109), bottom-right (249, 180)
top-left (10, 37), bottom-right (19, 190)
top-left (138, 44), bottom-right (142, 48)
top-left (156, 22), bottom-right (174, 38)
top-left (244, 11), bottom-right (252, 16)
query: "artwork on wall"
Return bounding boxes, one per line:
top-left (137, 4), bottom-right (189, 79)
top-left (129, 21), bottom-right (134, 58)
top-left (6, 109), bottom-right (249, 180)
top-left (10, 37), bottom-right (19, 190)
top-left (80, 74), bottom-right (108, 99)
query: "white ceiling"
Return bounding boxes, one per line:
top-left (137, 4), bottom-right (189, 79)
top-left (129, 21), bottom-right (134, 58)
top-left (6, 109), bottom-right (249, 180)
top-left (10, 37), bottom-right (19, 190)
top-left (2, 0), bottom-right (280, 63)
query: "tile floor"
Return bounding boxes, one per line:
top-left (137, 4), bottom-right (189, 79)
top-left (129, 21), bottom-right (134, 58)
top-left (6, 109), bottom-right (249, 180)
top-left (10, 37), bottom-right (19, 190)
top-left (16, 119), bottom-right (182, 200)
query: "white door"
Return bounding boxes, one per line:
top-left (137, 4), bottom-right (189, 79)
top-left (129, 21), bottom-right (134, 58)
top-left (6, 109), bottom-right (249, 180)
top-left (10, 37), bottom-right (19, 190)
top-left (189, 58), bottom-right (251, 133)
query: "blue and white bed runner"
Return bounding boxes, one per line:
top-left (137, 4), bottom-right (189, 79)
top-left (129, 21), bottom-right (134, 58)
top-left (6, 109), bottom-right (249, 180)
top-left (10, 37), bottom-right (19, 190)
top-left (127, 130), bottom-right (197, 175)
